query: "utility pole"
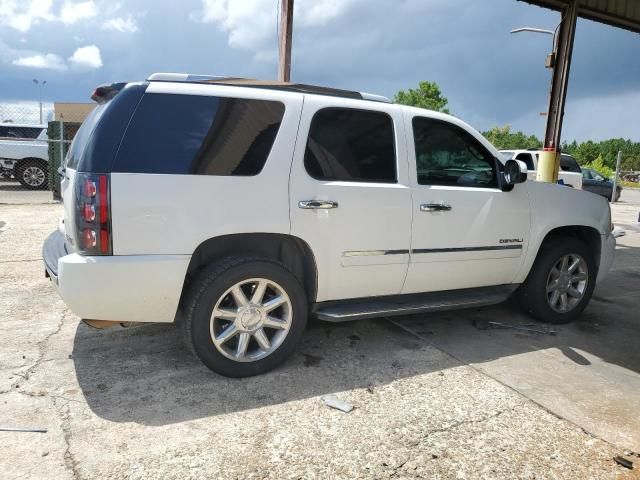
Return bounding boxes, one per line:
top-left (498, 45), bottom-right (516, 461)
top-left (538, 0), bottom-right (578, 184)
top-left (278, 0), bottom-right (294, 82)
top-left (33, 79), bottom-right (47, 124)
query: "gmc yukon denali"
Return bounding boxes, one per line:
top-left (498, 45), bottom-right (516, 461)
top-left (43, 73), bottom-right (616, 377)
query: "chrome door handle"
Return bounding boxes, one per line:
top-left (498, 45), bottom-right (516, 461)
top-left (298, 200), bottom-right (339, 210)
top-left (420, 203), bottom-right (452, 212)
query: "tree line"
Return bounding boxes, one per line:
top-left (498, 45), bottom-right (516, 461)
top-left (394, 81), bottom-right (640, 172)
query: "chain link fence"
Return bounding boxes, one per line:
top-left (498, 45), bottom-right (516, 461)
top-left (0, 103), bottom-right (88, 204)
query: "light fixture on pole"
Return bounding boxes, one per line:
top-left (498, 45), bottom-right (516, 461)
top-left (33, 79), bottom-right (47, 124)
top-left (510, 27), bottom-right (557, 68)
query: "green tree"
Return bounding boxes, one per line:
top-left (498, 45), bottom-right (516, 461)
top-left (572, 141), bottom-right (600, 165)
top-left (582, 154), bottom-right (614, 178)
top-left (482, 125), bottom-right (541, 150)
top-left (394, 81), bottom-right (450, 114)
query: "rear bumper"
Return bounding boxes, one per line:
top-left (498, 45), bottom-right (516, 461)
top-left (596, 232), bottom-right (616, 284)
top-left (43, 230), bottom-right (190, 323)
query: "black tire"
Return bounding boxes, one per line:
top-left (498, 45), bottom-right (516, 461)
top-left (16, 159), bottom-right (48, 190)
top-left (182, 256), bottom-right (308, 377)
top-left (516, 237), bottom-right (596, 324)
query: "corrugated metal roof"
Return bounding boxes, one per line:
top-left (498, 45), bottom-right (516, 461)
top-left (520, 0), bottom-right (640, 33)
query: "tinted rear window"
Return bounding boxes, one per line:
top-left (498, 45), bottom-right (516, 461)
top-left (66, 105), bottom-right (108, 169)
top-left (304, 107), bottom-right (396, 183)
top-left (114, 94), bottom-right (285, 175)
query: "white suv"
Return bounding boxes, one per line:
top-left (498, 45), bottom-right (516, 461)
top-left (43, 73), bottom-right (615, 377)
top-left (0, 123), bottom-right (49, 189)
top-left (500, 149), bottom-right (583, 190)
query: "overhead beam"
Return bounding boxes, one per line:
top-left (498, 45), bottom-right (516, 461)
top-left (519, 0), bottom-right (640, 35)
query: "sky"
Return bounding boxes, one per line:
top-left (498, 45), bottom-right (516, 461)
top-left (1, 0), bottom-right (639, 141)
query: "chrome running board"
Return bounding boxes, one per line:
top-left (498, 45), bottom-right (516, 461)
top-left (313, 285), bottom-right (518, 322)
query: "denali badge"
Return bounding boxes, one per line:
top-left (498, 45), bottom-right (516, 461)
top-left (499, 238), bottom-right (524, 244)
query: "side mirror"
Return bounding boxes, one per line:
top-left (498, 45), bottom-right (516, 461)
top-left (501, 159), bottom-right (527, 191)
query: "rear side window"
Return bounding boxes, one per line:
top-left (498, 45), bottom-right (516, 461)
top-left (560, 154), bottom-right (581, 173)
top-left (304, 108), bottom-right (396, 183)
top-left (115, 94), bottom-right (285, 175)
top-left (515, 152), bottom-right (535, 170)
top-left (0, 126), bottom-right (42, 139)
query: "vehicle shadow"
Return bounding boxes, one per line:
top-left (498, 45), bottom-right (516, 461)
top-left (71, 242), bottom-right (640, 427)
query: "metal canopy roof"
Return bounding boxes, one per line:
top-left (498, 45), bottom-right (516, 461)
top-left (520, 0), bottom-right (640, 34)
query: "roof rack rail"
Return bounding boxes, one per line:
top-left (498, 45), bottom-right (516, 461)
top-left (147, 73), bottom-right (391, 103)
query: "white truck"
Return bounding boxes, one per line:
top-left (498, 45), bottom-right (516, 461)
top-left (0, 123), bottom-right (49, 189)
top-left (500, 149), bottom-right (583, 189)
top-left (43, 74), bottom-right (615, 377)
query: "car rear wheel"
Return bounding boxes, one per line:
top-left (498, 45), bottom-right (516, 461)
top-left (182, 256), bottom-right (307, 377)
top-left (16, 160), bottom-right (48, 190)
top-left (517, 237), bottom-right (596, 324)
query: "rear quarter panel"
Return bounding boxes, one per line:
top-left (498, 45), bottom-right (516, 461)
top-left (110, 83), bottom-right (303, 255)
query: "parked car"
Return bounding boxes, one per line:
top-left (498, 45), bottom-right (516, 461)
top-left (499, 149), bottom-right (583, 189)
top-left (582, 168), bottom-right (622, 201)
top-left (43, 74), bottom-right (616, 377)
top-left (0, 123), bottom-right (49, 189)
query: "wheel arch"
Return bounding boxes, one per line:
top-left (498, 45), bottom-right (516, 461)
top-left (534, 225), bottom-right (601, 272)
top-left (15, 156), bottom-right (48, 167)
top-left (177, 233), bottom-right (318, 320)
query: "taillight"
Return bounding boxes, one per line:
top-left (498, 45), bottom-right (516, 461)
top-left (75, 173), bottom-right (112, 255)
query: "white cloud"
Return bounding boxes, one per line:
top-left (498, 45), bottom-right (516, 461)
top-left (102, 16), bottom-right (138, 33)
top-left (12, 53), bottom-right (67, 70)
top-left (194, 0), bottom-right (360, 52)
top-left (68, 45), bottom-right (102, 68)
top-left (59, 0), bottom-right (97, 25)
top-left (0, 0), bottom-right (55, 32)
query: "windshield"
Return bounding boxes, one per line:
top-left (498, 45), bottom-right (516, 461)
top-left (64, 103), bottom-right (107, 170)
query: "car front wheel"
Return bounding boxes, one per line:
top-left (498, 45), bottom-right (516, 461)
top-left (517, 237), bottom-right (596, 324)
top-left (182, 256), bottom-right (308, 377)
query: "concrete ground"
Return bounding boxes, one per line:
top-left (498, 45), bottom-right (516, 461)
top-left (0, 179), bottom-right (55, 205)
top-left (0, 190), bottom-right (639, 479)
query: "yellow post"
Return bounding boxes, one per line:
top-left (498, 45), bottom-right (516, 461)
top-left (536, 148), bottom-right (560, 183)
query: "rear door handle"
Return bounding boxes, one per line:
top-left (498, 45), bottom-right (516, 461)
top-left (420, 203), bottom-right (452, 212)
top-left (298, 200), bottom-right (339, 210)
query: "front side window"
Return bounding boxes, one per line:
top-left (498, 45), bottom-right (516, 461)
top-left (304, 108), bottom-right (396, 183)
top-left (412, 117), bottom-right (497, 188)
top-left (115, 94), bottom-right (285, 175)
top-left (560, 154), bottom-right (581, 173)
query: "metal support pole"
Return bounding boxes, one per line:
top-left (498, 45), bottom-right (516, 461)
top-left (278, 0), bottom-right (294, 82)
top-left (537, 0), bottom-right (578, 183)
top-left (611, 150), bottom-right (621, 203)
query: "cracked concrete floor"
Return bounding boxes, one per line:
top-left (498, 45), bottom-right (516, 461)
top-left (1, 201), bottom-right (639, 480)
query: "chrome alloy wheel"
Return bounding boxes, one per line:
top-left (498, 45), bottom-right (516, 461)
top-left (209, 278), bottom-right (293, 362)
top-left (545, 253), bottom-right (588, 313)
top-left (22, 165), bottom-right (46, 187)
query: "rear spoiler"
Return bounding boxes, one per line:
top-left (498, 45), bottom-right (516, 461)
top-left (90, 82), bottom-right (127, 104)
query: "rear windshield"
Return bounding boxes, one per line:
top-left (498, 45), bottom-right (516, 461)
top-left (65, 104), bottom-right (107, 169)
top-left (114, 94), bottom-right (285, 176)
